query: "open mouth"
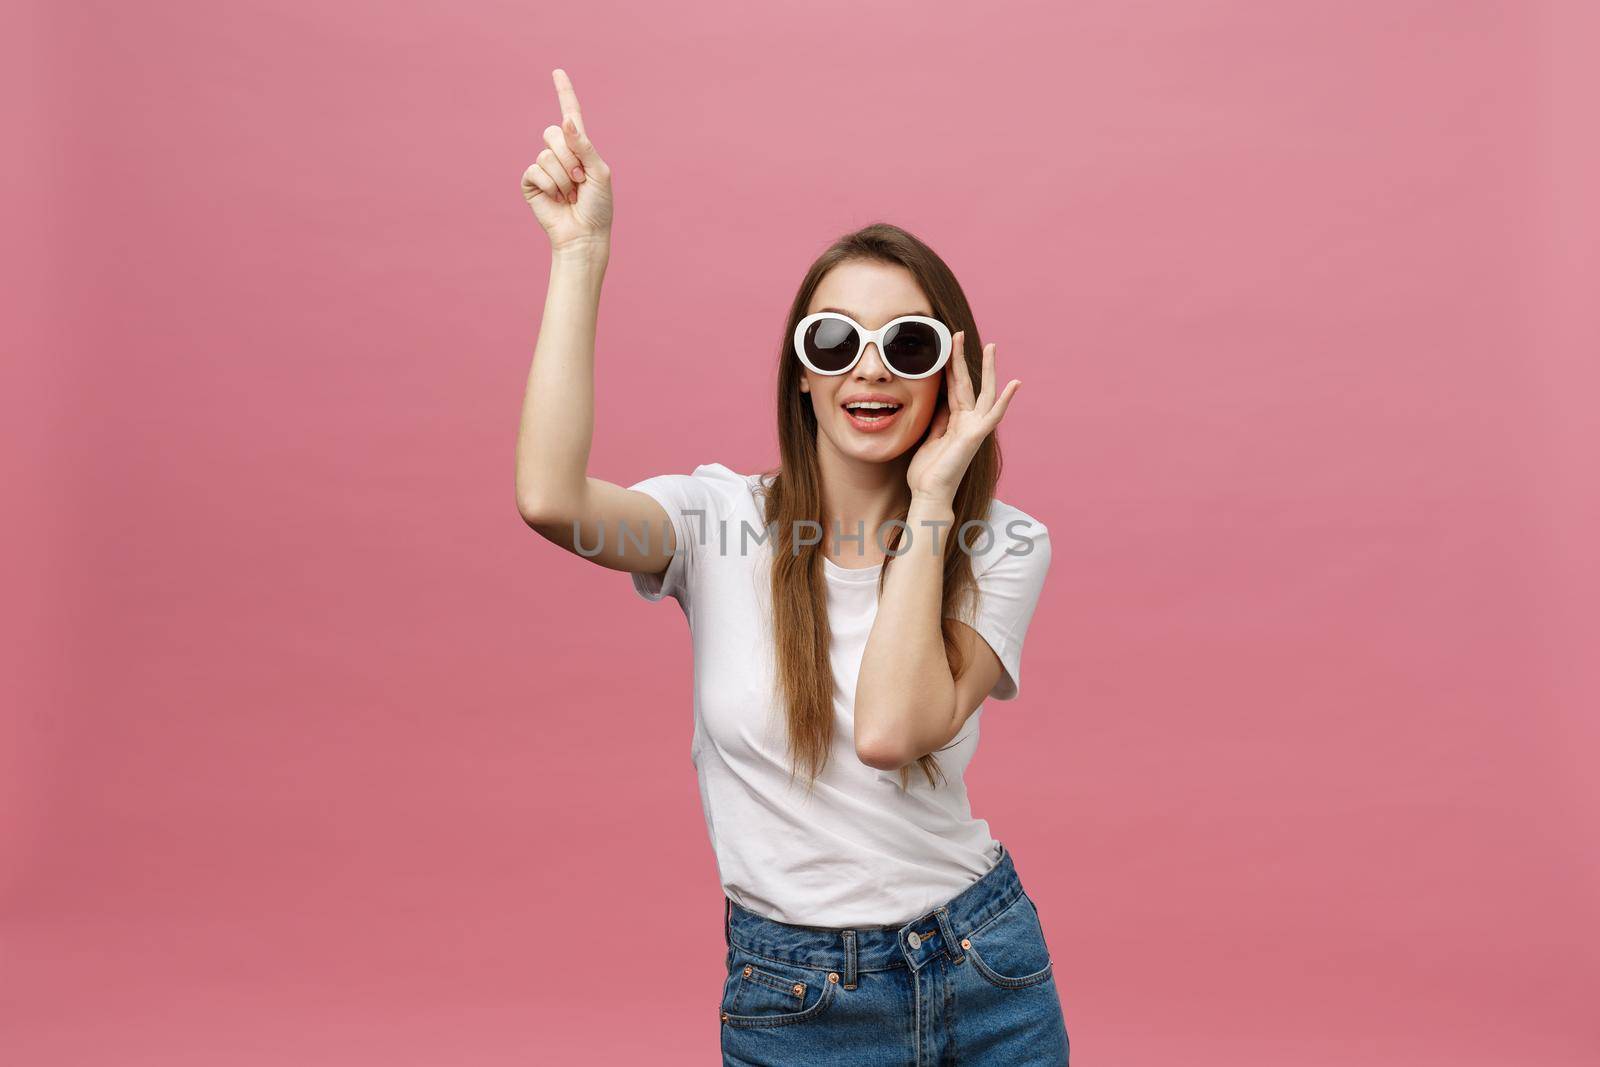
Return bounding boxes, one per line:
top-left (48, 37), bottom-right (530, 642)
top-left (841, 400), bottom-right (904, 431)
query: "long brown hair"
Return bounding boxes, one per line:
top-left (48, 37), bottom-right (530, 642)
top-left (757, 223), bottom-right (1003, 794)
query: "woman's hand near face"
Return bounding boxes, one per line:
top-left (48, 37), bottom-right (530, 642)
top-left (905, 332), bottom-right (1021, 505)
top-left (521, 68), bottom-right (614, 254)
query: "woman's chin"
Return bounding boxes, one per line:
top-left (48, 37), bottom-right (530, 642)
top-left (832, 436), bottom-right (912, 465)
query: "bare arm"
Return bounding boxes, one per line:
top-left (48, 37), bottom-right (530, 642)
top-left (853, 495), bottom-right (1006, 770)
top-left (853, 331), bottom-right (1022, 770)
top-left (512, 69), bottom-right (676, 578)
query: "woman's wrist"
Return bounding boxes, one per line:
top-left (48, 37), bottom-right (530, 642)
top-left (907, 493), bottom-right (956, 558)
top-left (551, 235), bottom-right (612, 268)
top-left (909, 490), bottom-right (956, 515)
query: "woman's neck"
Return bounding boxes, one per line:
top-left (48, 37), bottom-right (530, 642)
top-left (815, 444), bottom-right (912, 566)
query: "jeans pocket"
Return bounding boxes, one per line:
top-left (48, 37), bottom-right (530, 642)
top-left (964, 892), bottom-right (1055, 990)
top-left (719, 948), bottom-right (839, 1029)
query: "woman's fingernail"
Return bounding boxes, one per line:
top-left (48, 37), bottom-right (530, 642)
top-left (572, 167), bottom-right (585, 181)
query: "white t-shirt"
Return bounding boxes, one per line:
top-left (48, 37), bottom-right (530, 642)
top-left (626, 462), bottom-right (1052, 927)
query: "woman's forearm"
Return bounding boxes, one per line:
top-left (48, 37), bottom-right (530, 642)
top-left (853, 493), bottom-right (959, 768)
top-left (514, 239), bottom-right (611, 519)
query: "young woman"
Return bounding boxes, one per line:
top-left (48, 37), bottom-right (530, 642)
top-left (516, 69), bottom-right (1070, 1065)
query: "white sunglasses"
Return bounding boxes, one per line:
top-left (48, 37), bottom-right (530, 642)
top-left (792, 312), bottom-right (953, 380)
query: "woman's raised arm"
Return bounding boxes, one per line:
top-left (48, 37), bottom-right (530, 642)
top-left (513, 69), bottom-right (676, 578)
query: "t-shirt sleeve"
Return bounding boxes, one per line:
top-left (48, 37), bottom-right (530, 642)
top-left (624, 463), bottom-right (745, 610)
top-left (951, 514), bottom-right (1052, 701)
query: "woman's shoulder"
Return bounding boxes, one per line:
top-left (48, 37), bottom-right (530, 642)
top-left (970, 496), bottom-right (1051, 576)
top-left (672, 462), bottom-right (769, 518)
top-left (983, 495), bottom-right (1047, 532)
top-left (685, 461), bottom-right (759, 485)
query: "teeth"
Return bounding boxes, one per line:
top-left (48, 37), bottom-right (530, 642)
top-left (846, 401), bottom-right (900, 410)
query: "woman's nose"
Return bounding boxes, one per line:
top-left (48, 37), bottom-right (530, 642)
top-left (854, 342), bottom-right (892, 380)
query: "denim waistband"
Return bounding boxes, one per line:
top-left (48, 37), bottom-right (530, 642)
top-left (722, 842), bottom-right (1027, 987)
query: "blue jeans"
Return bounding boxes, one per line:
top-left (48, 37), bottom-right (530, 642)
top-left (719, 842), bottom-right (1071, 1065)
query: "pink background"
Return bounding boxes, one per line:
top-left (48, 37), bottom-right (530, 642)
top-left (5, 1), bottom-right (1597, 1063)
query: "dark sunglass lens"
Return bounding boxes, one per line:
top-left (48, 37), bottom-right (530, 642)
top-left (882, 321), bottom-right (942, 376)
top-left (803, 318), bottom-right (860, 372)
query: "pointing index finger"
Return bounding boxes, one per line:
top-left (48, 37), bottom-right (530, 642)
top-left (551, 68), bottom-right (585, 135)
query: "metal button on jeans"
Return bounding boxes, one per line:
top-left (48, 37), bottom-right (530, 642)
top-left (907, 931), bottom-right (922, 949)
